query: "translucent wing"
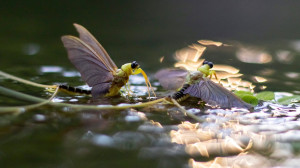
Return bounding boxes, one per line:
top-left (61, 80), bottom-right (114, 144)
top-left (184, 78), bottom-right (252, 109)
top-left (61, 35), bottom-right (113, 96)
top-left (91, 83), bottom-right (112, 98)
top-left (73, 23), bottom-right (118, 72)
top-left (155, 69), bottom-right (188, 90)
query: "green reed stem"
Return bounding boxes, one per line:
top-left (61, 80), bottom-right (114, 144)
top-left (0, 71), bottom-right (200, 121)
top-left (0, 70), bottom-right (57, 88)
top-left (171, 98), bottom-right (205, 123)
top-left (0, 86), bottom-right (203, 123)
top-left (0, 86), bottom-right (166, 112)
top-left (0, 86), bottom-right (60, 114)
top-left (0, 85), bottom-right (46, 103)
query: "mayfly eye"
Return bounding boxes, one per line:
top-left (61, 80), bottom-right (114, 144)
top-left (203, 60), bottom-right (209, 65)
top-left (131, 61), bottom-right (139, 69)
top-left (208, 62), bottom-right (214, 68)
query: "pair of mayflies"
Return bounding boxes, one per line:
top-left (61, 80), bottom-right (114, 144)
top-left (61, 24), bottom-right (252, 109)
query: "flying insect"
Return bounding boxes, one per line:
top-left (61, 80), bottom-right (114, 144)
top-left (61, 24), bottom-right (155, 98)
top-left (155, 61), bottom-right (252, 109)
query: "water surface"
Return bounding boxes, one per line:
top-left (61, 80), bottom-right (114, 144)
top-left (1, 1), bottom-right (300, 168)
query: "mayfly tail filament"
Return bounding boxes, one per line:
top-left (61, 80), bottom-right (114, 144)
top-left (172, 84), bottom-right (190, 102)
top-left (59, 84), bottom-right (91, 94)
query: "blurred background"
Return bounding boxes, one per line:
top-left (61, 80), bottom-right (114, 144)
top-left (1, 0), bottom-right (300, 89)
top-left (0, 0), bottom-right (300, 69)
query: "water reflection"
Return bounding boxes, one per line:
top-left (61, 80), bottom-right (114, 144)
top-left (236, 47), bottom-right (272, 64)
top-left (33, 114), bottom-right (47, 122)
top-left (289, 40), bottom-right (300, 52)
top-left (166, 102), bottom-right (299, 168)
top-left (173, 40), bottom-right (255, 92)
top-left (189, 154), bottom-right (270, 168)
top-left (285, 72), bottom-right (300, 79)
top-left (22, 43), bottom-right (40, 55)
top-left (125, 109), bottom-right (147, 122)
top-left (253, 76), bottom-right (268, 83)
top-left (174, 44), bottom-right (205, 71)
top-left (257, 68), bottom-right (275, 76)
top-left (276, 50), bottom-right (294, 64)
top-left (62, 71), bottom-right (80, 77)
top-left (2, 38), bottom-right (300, 168)
top-left (70, 87), bottom-right (300, 168)
top-left (159, 56), bottom-right (164, 63)
top-left (212, 65), bottom-right (240, 74)
top-left (197, 40), bottom-right (226, 47)
top-left (40, 66), bottom-right (63, 73)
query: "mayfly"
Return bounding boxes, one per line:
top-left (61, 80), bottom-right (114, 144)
top-left (60, 23), bottom-right (155, 98)
top-left (155, 61), bottom-right (252, 109)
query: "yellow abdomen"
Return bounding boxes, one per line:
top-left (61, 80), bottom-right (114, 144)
top-left (105, 69), bottom-right (129, 97)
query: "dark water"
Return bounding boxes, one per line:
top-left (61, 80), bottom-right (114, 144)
top-left (1, 1), bottom-right (300, 168)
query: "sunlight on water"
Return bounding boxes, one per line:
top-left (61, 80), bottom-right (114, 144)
top-left (40, 66), bottom-right (63, 73)
top-left (285, 72), bottom-right (300, 79)
top-left (125, 110), bottom-right (147, 122)
top-left (172, 40), bottom-right (255, 92)
top-left (276, 50), bottom-right (294, 64)
top-left (236, 47), bottom-right (272, 64)
top-left (52, 97), bottom-right (65, 102)
top-left (197, 40), bottom-right (225, 47)
top-left (253, 76), bottom-right (268, 83)
top-left (289, 40), bottom-right (300, 52)
top-left (92, 134), bottom-right (114, 147)
top-left (159, 100), bottom-right (300, 167)
top-left (129, 75), bottom-right (150, 85)
top-left (1, 38), bottom-right (300, 168)
top-left (62, 71), bottom-right (80, 77)
top-left (148, 40), bottom-right (300, 167)
top-left (22, 43), bottom-right (40, 55)
top-left (212, 64), bottom-right (240, 74)
top-left (33, 114), bottom-right (46, 122)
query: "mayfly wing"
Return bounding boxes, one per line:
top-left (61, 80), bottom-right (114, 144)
top-left (155, 69), bottom-right (188, 90)
top-left (73, 23), bottom-right (118, 73)
top-left (205, 79), bottom-right (253, 109)
top-left (61, 35), bottom-right (113, 96)
top-left (91, 83), bottom-right (112, 98)
top-left (184, 78), bottom-right (252, 109)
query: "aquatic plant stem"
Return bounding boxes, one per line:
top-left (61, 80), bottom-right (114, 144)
top-left (0, 86), bottom-right (46, 103)
top-left (0, 86), bottom-right (59, 114)
top-left (0, 70), bottom-right (57, 88)
top-left (54, 97), bottom-right (167, 110)
top-left (0, 86), bottom-right (205, 123)
top-left (0, 86), bottom-right (167, 112)
top-left (171, 98), bottom-right (205, 123)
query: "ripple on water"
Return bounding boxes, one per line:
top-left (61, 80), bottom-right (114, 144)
top-left (33, 114), bottom-right (46, 122)
top-left (92, 134), bottom-right (114, 147)
top-left (125, 109), bottom-right (147, 122)
top-left (40, 66), bottom-right (63, 73)
top-left (62, 71), bottom-right (81, 77)
top-left (87, 130), bottom-right (157, 150)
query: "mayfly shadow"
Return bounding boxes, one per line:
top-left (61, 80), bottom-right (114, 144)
top-left (61, 24), bottom-right (155, 98)
top-left (155, 61), bottom-right (252, 109)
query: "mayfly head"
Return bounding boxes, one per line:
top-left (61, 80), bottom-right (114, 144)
top-left (197, 60), bottom-right (217, 79)
top-left (202, 60), bottom-right (214, 69)
top-left (131, 61), bottom-right (139, 70)
top-left (123, 61), bottom-right (156, 98)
